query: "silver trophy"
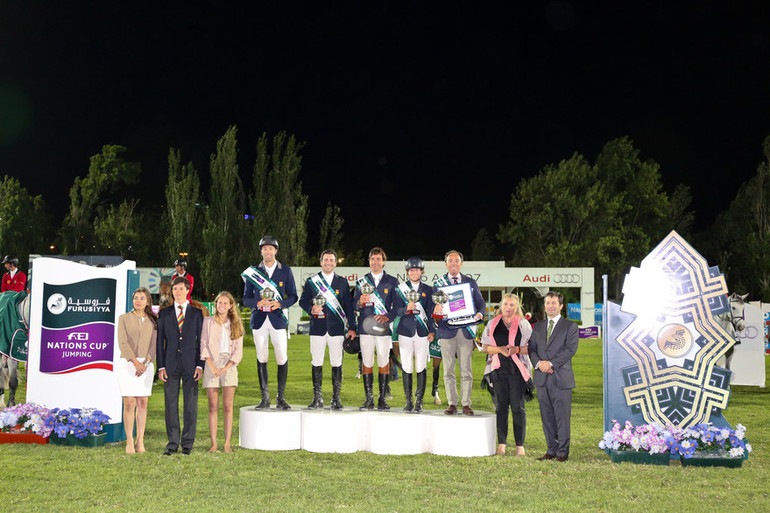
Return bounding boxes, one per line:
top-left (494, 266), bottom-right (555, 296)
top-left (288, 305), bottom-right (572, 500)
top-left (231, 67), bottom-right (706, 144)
top-left (260, 288), bottom-right (275, 312)
top-left (360, 281), bottom-right (375, 307)
top-left (406, 289), bottom-right (421, 315)
top-left (312, 293), bottom-right (327, 319)
top-left (432, 290), bottom-right (448, 320)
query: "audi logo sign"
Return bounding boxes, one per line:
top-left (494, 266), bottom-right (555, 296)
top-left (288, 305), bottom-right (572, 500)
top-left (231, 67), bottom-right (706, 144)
top-left (522, 273), bottom-right (581, 284)
top-left (553, 274), bottom-right (581, 284)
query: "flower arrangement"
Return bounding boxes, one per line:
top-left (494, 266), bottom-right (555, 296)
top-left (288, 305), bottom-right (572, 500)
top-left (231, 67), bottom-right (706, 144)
top-left (44, 408), bottom-right (111, 439)
top-left (667, 422), bottom-right (751, 459)
top-left (600, 419), bottom-right (751, 461)
top-left (599, 420), bottom-right (672, 454)
top-left (0, 403), bottom-right (53, 437)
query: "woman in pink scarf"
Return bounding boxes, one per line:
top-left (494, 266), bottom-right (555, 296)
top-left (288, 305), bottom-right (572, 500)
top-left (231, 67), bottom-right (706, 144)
top-left (480, 293), bottom-right (532, 456)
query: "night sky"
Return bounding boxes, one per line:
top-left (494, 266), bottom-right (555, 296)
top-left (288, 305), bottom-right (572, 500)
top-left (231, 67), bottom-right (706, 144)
top-left (1, 2), bottom-right (769, 258)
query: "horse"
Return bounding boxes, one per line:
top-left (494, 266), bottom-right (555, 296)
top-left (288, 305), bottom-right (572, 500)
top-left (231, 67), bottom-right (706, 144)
top-left (0, 293), bottom-right (30, 408)
top-left (716, 292), bottom-right (748, 372)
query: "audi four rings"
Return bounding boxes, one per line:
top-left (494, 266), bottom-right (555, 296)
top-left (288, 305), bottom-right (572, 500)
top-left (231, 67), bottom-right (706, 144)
top-left (552, 274), bottom-right (581, 284)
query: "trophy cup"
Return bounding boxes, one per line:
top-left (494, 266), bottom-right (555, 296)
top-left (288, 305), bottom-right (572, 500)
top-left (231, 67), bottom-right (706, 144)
top-left (432, 290), bottom-right (448, 320)
top-left (360, 281), bottom-right (375, 307)
top-left (260, 288), bottom-right (275, 312)
top-left (406, 289), bottom-right (421, 315)
top-left (312, 293), bottom-right (327, 319)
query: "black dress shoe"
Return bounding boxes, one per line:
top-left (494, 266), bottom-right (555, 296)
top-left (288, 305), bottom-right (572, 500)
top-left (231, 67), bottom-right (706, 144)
top-left (555, 455), bottom-right (568, 462)
top-left (163, 448), bottom-right (176, 456)
top-left (537, 453), bottom-right (555, 461)
top-left (181, 448), bottom-right (191, 455)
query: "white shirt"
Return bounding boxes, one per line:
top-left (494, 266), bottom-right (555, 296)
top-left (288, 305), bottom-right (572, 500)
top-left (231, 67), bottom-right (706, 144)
top-left (264, 261), bottom-right (277, 279)
top-left (174, 302), bottom-right (189, 316)
top-left (219, 321), bottom-right (230, 354)
top-left (546, 314), bottom-right (562, 330)
top-left (449, 273), bottom-right (461, 284)
top-left (371, 271), bottom-right (383, 287)
top-left (322, 272), bottom-right (335, 285)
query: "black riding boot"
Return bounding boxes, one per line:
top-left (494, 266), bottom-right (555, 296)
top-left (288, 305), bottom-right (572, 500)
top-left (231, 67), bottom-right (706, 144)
top-left (402, 372), bottom-right (414, 412)
top-left (414, 370), bottom-right (427, 413)
top-left (331, 366), bottom-right (343, 410)
top-left (255, 362), bottom-right (270, 409)
top-left (377, 372), bottom-right (391, 411)
top-left (276, 363), bottom-right (291, 410)
top-left (307, 365), bottom-right (324, 409)
top-left (359, 373), bottom-right (374, 410)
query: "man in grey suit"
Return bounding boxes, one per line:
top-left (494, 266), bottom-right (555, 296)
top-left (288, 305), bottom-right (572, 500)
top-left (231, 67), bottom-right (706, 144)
top-left (528, 291), bottom-right (578, 462)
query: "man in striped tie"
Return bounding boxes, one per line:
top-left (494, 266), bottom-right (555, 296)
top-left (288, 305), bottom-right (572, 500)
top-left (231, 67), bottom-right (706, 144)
top-left (528, 291), bottom-right (579, 462)
top-left (157, 277), bottom-right (204, 455)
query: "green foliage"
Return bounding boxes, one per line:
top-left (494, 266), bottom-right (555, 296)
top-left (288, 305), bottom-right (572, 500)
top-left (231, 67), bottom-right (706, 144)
top-left (201, 126), bottom-right (246, 298)
top-left (700, 135), bottom-right (770, 299)
top-left (498, 137), bottom-right (692, 300)
top-left (0, 175), bottom-right (49, 263)
top-left (318, 202), bottom-right (344, 254)
top-left (163, 148), bottom-right (202, 266)
top-left (470, 227), bottom-right (496, 260)
top-left (62, 145), bottom-right (140, 254)
top-left (248, 131), bottom-right (310, 266)
top-left (93, 199), bottom-right (143, 259)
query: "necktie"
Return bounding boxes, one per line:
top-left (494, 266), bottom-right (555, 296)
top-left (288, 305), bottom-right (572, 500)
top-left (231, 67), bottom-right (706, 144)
top-left (546, 319), bottom-right (554, 343)
top-left (452, 276), bottom-right (458, 284)
top-left (177, 305), bottom-right (185, 331)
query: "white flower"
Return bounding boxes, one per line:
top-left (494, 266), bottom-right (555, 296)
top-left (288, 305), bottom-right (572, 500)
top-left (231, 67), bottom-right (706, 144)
top-left (746, 443), bottom-right (752, 453)
top-left (729, 447), bottom-right (744, 457)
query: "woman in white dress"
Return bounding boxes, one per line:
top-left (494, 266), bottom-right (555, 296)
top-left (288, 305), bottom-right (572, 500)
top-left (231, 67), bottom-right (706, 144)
top-left (201, 291), bottom-right (244, 453)
top-left (117, 287), bottom-right (157, 454)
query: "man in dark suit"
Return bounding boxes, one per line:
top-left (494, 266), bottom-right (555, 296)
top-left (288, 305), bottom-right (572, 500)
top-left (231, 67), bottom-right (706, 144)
top-left (352, 247), bottom-right (399, 411)
top-left (157, 277), bottom-right (204, 455)
top-left (298, 249), bottom-right (356, 410)
top-left (242, 235), bottom-right (298, 410)
top-left (528, 291), bottom-right (579, 462)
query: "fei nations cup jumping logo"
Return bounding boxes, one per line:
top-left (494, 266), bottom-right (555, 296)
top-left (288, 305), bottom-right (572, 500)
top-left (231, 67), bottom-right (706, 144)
top-left (40, 278), bottom-right (117, 374)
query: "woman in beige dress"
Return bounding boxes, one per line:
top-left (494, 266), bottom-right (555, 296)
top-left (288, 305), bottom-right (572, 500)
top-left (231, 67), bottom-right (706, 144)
top-left (117, 287), bottom-right (157, 454)
top-left (201, 291), bottom-right (244, 453)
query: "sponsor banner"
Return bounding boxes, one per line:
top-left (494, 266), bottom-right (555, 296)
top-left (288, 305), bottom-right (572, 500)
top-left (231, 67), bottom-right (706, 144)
top-left (40, 279), bottom-right (116, 374)
top-left (568, 303), bottom-right (603, 325)
top-left (40, 324), bottom-right (114, 374)
top-left (26, 258), bottom-right (135, 427)
top-left (579, 326), bottom-right (600, 339)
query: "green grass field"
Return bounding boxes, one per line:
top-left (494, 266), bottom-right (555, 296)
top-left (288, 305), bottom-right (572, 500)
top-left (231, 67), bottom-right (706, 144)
top-left (1, 336), bottom-right (768, 512)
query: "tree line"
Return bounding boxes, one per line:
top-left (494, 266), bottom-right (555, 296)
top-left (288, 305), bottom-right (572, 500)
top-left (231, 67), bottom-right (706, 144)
top-left (1, 128), bottom-right (769, 301)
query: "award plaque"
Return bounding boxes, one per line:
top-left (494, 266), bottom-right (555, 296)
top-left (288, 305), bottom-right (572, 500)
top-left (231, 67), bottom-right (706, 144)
top-left (312, 294), bottom-right (327, 319)
top-left (406, 289), bottom-right (421, 315)
top-left (360, 281), bottom-right (375, 307)
top-left (441, 283), bottom-right (481, 327)
top-left (260, 288), bottom-right (275, 312)
top-left (432, 290), bottom-right (448, 320)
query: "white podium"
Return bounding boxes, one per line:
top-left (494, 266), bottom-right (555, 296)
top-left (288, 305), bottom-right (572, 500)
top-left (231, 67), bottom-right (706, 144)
top-left (239, 406), bottom-right (496, 456)
top-left (428, 410), bottom-right (496, 457)
top-left (302, 408), bottom-right (369, 453)
top-left (239, 406), bottom-right (302, 450)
